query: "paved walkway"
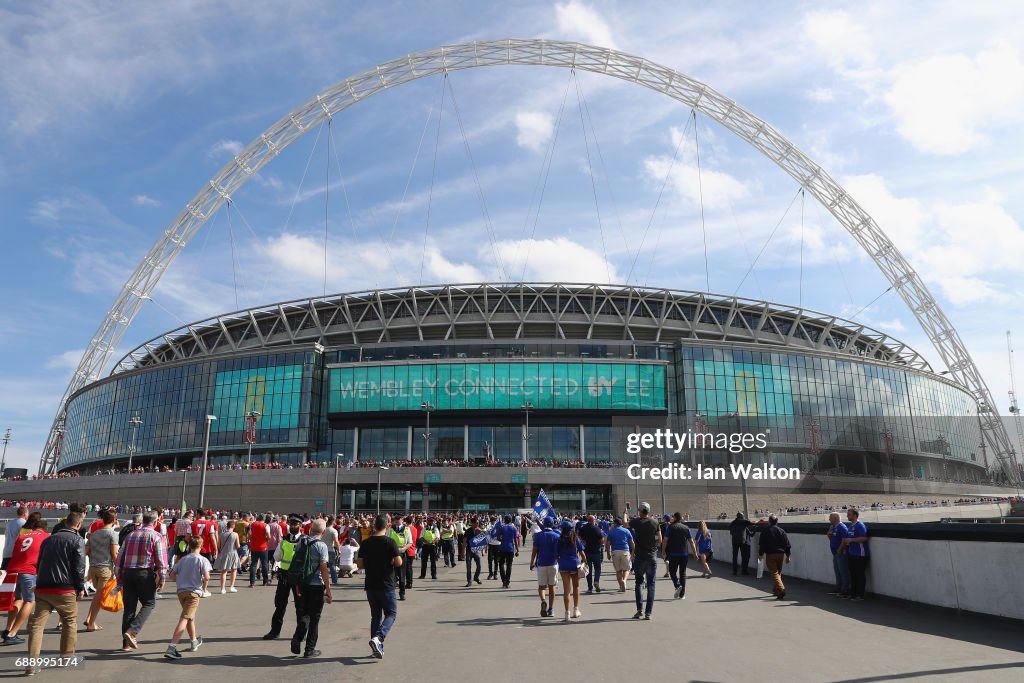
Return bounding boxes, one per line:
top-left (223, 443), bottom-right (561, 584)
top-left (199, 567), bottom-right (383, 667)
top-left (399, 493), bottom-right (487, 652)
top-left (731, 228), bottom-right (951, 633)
top-left (0, 555), bottom-right (1022, 681)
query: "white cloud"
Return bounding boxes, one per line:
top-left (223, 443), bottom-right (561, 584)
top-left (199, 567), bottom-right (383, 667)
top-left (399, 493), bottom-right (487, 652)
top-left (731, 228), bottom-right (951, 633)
top-left (806, 87), bottom-right (835, 103)
top-left (514, 111), bottom-right (554, 152)
top-left (554, 1), bottom-right (617, 49)
top-left (843, 174), bottom-right (1024, 306)
top-left (208, 139), bottom-right (244, 158)
top-left (803, 10), bottom-right (873, 71)
top-left (495, 237), bottom-right (617, 283)
top-left (45, 349), bottom-right (84, 371)
top-left (131, 194), bottom-right (159, 207)
top-left (884, 42), bottom-right (1024, 155)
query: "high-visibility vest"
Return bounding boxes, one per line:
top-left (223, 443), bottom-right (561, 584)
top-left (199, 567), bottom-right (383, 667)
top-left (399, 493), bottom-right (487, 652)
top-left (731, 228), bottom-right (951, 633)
top-left (387, 527), bottom-right (409, 550)
top-left (440, 526), bottom-right (454, 540)
top-left (422, 529), bottom-right (438, 544)
top-left (279, 538), bottom-right (298, 571)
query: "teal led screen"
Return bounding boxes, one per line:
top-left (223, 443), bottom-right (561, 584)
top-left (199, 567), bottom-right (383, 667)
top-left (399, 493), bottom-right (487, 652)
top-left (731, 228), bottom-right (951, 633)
top-left (328, 362), bottom-right (667, 413)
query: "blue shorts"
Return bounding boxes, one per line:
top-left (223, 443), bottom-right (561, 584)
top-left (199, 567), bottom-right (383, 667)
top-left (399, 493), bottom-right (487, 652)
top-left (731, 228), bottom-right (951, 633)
top-left (15, 573), bottom-right (37, 602)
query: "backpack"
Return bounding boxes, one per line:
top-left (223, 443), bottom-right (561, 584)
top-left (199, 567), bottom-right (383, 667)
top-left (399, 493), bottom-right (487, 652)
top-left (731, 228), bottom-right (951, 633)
top-left (285, 538), bottom-right (319, 587)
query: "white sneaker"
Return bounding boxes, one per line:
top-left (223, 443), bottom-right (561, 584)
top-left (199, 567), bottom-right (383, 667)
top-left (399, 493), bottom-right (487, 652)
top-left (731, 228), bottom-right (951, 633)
top-left (154, 592), bottom-right (163, 599)
top-left (201, 591), bottom-right (212, 598)
top-left (563, 611), bottom-right (570, 622)
top-left (228, 587), bottom-right (238, 593)
top-left (573, 608), bottom-right (582, 618)
top-left (220, 588), bottom-right (227, 594)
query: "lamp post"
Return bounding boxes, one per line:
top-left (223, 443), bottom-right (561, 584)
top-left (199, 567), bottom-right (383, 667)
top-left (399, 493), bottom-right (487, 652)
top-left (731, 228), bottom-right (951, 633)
top-left (198, 414), bottom-right (217, 510)
top-left (333, 452), bottom-right (344, 515)
top-left (521, 402), bottom-right (534, 463)
top-left (376, 464), bottom-right (390, 515)
top-left (245, 411), bottom-right (261, 466)
top-left (726, 412), bottom-right (749, 521)
top-left (127, 414), bottom-right (143, 472)
top-left (0, 428), bottom-right (10, 477)
top-left (420, 401), bottom-right (435, 462)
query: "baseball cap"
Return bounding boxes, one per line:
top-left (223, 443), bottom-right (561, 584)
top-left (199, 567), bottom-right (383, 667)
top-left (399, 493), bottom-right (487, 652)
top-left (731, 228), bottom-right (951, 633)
top-left (287, 514), bottom-right (303, 524)
top-left (663, 514), bottom-right (671, 521)
top-left (639, 502), bottom-right (651, 513)
top-left (559, 520), bottom-right (573, 531)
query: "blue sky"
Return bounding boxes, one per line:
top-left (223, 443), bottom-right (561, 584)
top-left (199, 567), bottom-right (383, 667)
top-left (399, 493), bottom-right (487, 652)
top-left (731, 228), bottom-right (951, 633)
top-left (2, 1), bottom-right (1023, 470)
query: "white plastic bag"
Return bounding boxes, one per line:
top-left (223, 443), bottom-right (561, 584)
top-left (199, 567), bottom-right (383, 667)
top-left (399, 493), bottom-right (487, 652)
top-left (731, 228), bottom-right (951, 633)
top-left (756, 557), bottom-right (764, 579)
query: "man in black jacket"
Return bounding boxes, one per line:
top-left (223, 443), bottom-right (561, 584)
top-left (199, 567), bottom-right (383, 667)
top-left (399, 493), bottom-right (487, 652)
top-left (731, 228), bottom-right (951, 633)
top-left (757, 515), bottom-right (792, 600)
top-left (729, 512), bottom-right (753, 575)
top-left (26, 511), bottom-right (86, 671)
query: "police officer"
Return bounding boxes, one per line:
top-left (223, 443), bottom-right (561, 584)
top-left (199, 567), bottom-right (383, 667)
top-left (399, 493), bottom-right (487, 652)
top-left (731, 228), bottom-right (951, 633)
top-left (419, 518), bottom-right (440, 580)
top-left (263, 514), bottom-right (304, 640)
top-left (440, 518), bottom-right (456, 568)
top-left (386, 516), bottom-right (412, 601)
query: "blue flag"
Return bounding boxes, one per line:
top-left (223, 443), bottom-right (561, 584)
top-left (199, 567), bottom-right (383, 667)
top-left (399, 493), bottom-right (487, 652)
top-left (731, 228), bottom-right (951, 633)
top-left (532, 489), bottom-right (558, 525)
top-left (468, 531), bottom-right (489, 555)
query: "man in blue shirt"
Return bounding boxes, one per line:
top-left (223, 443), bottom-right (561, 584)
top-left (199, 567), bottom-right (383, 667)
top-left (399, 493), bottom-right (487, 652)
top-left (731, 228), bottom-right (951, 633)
top-left (839, 508), bottom-right (869, 601)
top-left (826, 512), bottom-right (851, 597)
top-left (497, 515), bottom-right (520, 589)
top-left (529, 519), bottom-right (561, 617)
top-left (661, 513), bottom-right (697, 600)
top-left (605, 518), bottom-right (635, 592)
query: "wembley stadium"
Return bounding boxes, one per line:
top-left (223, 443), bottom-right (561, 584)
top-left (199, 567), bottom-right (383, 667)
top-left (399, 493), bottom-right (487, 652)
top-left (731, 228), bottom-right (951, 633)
top-left (18, 281), bottom-right (1000, 514)
top-left (4, 40), bottom-right (1020, 514)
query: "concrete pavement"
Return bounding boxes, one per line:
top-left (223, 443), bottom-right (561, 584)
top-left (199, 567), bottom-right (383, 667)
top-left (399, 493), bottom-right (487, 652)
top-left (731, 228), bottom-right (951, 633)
top-left (0, 553), bottom-right (1022, 682)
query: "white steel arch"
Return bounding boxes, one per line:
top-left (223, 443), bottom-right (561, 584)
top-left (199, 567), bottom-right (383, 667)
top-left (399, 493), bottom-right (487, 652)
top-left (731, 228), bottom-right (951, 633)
top-left (40, 39), bottom-right (1019, 482)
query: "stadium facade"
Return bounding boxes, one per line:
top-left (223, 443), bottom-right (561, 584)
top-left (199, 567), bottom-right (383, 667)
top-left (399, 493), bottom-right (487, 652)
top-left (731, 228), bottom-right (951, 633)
top-left (38, 282), bottom-right (996, 514)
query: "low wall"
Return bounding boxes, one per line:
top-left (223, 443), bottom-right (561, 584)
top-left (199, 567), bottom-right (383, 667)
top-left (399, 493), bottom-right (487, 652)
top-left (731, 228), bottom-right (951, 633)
top-left (708, 521), bottom-right (1024, 620)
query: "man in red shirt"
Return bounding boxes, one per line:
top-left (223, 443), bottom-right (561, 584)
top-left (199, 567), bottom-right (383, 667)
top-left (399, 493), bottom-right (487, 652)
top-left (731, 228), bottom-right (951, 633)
top-left (248, 515), bottom-right (270, 587)
top-left (191, 512), bottom-right (218, 565)
top-left (404, 516), bottom-right (420, 590)
top-left (2, 517), bottom-right (50, 645)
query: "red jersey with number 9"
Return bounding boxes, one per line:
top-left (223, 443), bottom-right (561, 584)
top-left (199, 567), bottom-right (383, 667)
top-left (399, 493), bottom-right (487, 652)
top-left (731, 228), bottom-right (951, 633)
top-left (7, 530), bottom-right (51, 575)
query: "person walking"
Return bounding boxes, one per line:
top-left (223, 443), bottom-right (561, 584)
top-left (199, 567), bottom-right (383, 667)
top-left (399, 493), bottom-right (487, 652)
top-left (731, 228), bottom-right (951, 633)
top-left (496, 515), bottom-right (520, 589)
top-left (83, 509), bottom-right (118, 631)
top-left (263, 515), bottom-right (304, 640)
top-left (661, 513), bottom-right (697, 600)
top-left (626, 502), bottom-right (661, 619)
top-left (556, 520), bottom-right (586, 621)
top-left (320, 516), bottom-right (341, 586)
top-left (164, 536), bottom-right (210, 659)
top-left (462, 517), bottom-right (485, 588)
top-left (695, 521), bottom-right (714, 578)
top-left (357, 515), bottom-right (402, 660)
top-left (117, 511), bottom-right (168, 650)
top-left (248, 515), bottom-right (271, 587)
top-left (729, 512), bottom-right (752, 575)
top-left (606, 517), bottom-right (634, 592)
top-left (2, 507), bottom-right (28, 571)
top-left (290, 519), bottom-right (332, 658)
top-left (214, 520), bottom-right (240, 593)
top-left (2, 517), bottom-right (50, 645)
top-left (528, 518), bottom-right (559, 616)
top-left (578, 515), bottom-right (606, 594)
top-left (486, 516), bottom-right (502, 580)
top-left (757, 515), bottom-right (792, 600)
top-left (24, 511), bottom-right (86, 676)
top-left (840, 508), bottom-right (869, 601)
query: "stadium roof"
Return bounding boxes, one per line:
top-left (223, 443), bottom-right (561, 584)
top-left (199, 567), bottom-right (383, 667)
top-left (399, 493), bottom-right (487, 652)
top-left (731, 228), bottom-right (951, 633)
top-left (113, 283), bottom-right (933, 375)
